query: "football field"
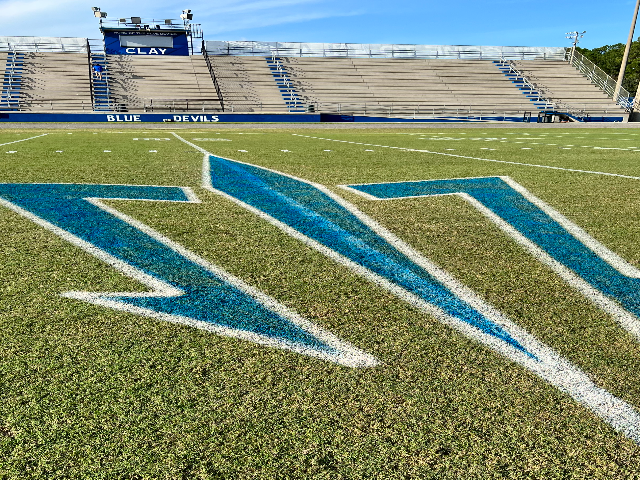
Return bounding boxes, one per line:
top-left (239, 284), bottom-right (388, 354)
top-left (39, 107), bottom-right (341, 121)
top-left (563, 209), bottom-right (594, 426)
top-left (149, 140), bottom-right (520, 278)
top-left (2, 127), bottom-right (640, 478)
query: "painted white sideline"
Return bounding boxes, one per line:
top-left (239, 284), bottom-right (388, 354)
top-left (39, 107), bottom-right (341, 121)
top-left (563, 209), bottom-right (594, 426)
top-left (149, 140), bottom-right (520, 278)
top-left (292, 134), bottom-right (640, 181)
top-left (0, 133), bottom-right (49, 147)
top-left (171, 132), bottom-right (640, 444)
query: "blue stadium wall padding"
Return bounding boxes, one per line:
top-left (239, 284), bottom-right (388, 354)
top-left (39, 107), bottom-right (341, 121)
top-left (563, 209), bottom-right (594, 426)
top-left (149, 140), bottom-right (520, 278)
top-left (0, 112), bottom-right (625, 123)
top-left (0, 113), bottom-right (322, 123)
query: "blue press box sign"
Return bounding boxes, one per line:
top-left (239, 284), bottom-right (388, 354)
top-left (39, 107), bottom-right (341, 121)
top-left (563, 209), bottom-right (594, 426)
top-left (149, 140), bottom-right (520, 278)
top-left (102, 29), bottom-right (190, 56)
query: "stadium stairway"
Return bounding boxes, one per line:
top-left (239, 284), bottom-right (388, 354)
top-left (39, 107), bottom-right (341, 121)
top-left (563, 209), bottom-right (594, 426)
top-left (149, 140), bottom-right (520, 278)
top-left (493, 61), bottom-right (551, 110)
top-left (0, 52), bottom-right (25, 111)
top-left (207, 56), bottom-right (302, 112)
top-left (88, 40), bottom-right (116, 112)
top-left (513, 60), bottom-right (626, 117)
top-left (105, 55), bottom-right (223, 113)
top-left (264, 57), bottom-right (306, 112)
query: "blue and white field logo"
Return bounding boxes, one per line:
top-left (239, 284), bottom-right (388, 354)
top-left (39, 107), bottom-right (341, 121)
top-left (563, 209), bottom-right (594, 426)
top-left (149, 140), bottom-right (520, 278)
top-left (3, 132), bottom-right (640, 445)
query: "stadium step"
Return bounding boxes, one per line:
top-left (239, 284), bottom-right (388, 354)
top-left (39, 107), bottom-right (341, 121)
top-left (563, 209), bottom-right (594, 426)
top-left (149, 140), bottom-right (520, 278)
top-left (88, 39), bottom-right (117, 112)
top-left (264, 57), bottom-right (307, 112)
top-left (493, 60), bottom-right (550, 110)
top-left (0, 52), bottom-right (25, 111)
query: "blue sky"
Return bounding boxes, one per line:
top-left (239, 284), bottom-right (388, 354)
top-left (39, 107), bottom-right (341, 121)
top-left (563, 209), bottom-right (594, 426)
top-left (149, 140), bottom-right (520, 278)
top-left (0, 0), bottom-right (637, 49)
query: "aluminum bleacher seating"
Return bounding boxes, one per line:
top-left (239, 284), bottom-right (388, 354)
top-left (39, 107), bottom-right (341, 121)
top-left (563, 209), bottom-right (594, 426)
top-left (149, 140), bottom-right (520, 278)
top-left (105, 55), bottom-right (223, 112)
top-left (4, 52), bottom-right (92, 112)
top-left (513, 60), bottom-right (624, 114)
top-left (207, 56), bottom-right (295, 112)
top-left (204, 43), bottom-right (629, 119)
top-left (0, 38), bottom-right (629, 119)
top-left (282, 57), bottom-right (543, 116)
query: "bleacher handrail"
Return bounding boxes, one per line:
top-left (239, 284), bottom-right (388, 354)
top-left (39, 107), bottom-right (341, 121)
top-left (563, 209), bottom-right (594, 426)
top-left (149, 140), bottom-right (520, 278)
top-left (566, 49), bottom-right (633, 109)
top-left (499, 59), bottom-right (551, 104)
top-left (205, 41), bottom-right (566, 60)
top-left (201, 41), bottom-right (225, 112)
top-left (142, 98), bottom-right (227, 112)
top-left (268, 55), bottom-right (305, 111)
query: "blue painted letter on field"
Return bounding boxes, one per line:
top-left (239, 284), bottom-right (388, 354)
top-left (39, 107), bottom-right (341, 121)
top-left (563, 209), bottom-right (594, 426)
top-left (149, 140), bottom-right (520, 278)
top-left (205, 156), bottom-right (534, 358)
top-left (0, 183), bottom-right (377, 366)
top-left (348, 176), bottom-right (640, 337)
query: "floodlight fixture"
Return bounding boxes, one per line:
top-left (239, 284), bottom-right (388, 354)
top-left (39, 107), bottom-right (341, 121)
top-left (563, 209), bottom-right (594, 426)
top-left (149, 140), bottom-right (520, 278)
top-left (131, 16), bottom-right (141, 24)
top-left (165, 19), bottom-right (172, 25)
top-left (119, 18), bottom-right (126, 23)
top-left (182, 9), bottom-right (191, 13)
top-left (565, 30), bottom-right (586, 48)
top-left (100, 12), bottom-right (107, 18)
top-left (92, 7), bottom-right (100, 12)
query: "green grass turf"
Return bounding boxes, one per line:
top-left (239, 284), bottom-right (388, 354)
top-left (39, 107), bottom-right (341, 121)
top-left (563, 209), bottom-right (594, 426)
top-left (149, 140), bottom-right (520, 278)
top-left (2, 128), bottom-right (640, 478)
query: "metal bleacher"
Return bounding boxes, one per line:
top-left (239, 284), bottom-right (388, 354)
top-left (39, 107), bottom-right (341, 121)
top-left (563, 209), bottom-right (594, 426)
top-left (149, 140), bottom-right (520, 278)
top-left (0, 37), bottom-right (633, 120)
top-left (206, 55), bottom-right (296, 112)
top-left (511, 60), bottom-right (626, 116)
top-left (104, 55), bottom-right (223, 113)
top-left (203, 41), bottom-right (632, 120)
top-left (0, 37), bottom-right (93, 112)
top-left (282, 57), bottom-right (544, 117)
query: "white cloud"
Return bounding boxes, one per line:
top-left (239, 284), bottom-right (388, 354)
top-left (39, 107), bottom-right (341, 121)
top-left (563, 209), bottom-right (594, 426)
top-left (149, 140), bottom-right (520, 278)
top-left (0, 0), bottom-right (83, 19)
top-left (211, 9), bottom-right (362, 34)
top-left (0, 0), bottom-right (365, 39)
top-left (200, 0), bottom-right (321, 16)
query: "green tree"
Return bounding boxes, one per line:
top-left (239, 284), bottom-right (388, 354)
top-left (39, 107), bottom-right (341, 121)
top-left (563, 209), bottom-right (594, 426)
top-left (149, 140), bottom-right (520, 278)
top-left (576, 39), bottom-right (640, 94)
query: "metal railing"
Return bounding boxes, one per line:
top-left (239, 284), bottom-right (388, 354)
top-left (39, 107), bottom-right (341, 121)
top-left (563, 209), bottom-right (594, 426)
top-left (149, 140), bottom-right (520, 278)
top-left (268, 55), bottom-right (305, 110)
top-left (498, 60), bottom-right (552, 104)
top-left (205, 41), bottom-right (567, 60)
top-left (0, 37), bottom-right (88, 53)
top-left (142, 98), bottom-right (225, 112)
top-left (311, 102), bottom-right (551, 117)
top-left (209, 101), bottom-right (557, 116)
top-left (201, 41), bottom-right (225, 111)
top-left (0, 52), bottom-right (24, 110)
top-left (567, 49), bottom-right (633, 109)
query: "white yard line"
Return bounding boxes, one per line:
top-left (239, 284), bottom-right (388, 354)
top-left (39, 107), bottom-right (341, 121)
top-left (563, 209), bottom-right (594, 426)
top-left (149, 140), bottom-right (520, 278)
top-left (292, 134), bottom-right (640, 181)
top-left (0, 133), bottom-right (49, 147)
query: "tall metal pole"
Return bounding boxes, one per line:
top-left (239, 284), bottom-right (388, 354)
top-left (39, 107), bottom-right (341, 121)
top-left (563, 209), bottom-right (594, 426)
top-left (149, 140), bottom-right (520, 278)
top-left (566, 31), bottom-right (585, 64)
top-left (615, 0), bottom-right (640, 102)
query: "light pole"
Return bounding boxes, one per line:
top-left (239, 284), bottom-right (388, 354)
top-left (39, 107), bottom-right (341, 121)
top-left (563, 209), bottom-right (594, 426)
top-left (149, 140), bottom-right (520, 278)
top-left (615, 0), bottom-right (640, 104)
top-left (565, 31), bottom-right (586, 64)
top-left (92, 7), bottom-right (107, 26)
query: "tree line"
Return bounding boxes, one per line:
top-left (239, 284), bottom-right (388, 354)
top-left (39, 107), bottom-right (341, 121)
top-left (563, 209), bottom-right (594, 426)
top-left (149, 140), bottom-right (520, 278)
top-left (576, 40), bottom-right (640, 94)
